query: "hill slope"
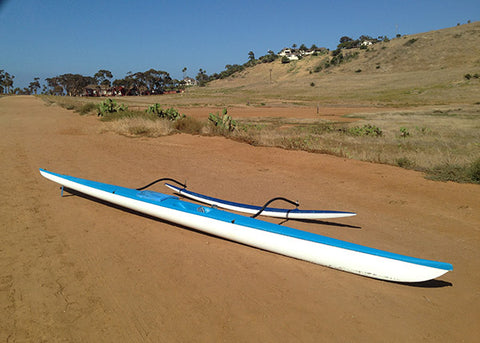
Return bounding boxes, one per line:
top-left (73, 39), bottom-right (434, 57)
top-left (205, 22), bottom-right (480, 106)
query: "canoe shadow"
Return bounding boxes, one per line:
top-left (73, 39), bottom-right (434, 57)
top-left (393, 279), bottom-right (453, 288)
top-left (280, 218), bottom-right (362, 229)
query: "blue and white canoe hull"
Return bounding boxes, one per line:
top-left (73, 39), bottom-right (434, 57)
top-left (40, 169), bottom-right (452, 282)
top-left (165, 183), bottom-right (356, 219)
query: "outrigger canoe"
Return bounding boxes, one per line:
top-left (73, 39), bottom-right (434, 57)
top-left (39, 169), bottom-right (452, 282)
top-left (165, 183), bottom-right (356, 219)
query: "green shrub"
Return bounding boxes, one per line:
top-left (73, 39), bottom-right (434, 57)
top-left (468, 158), bottom-right (480, 183)
top-left (347, 124), bottom-right (383, 137)
top-left (404, 38), bottom-right (418, 46)
top-left (97, 98), bottom-right (128, 116)
top-left (313, 64), bottom-right (323, 73)
top-left (399, 127), bottom-right (410, 138)
top-left (146, 103), bottom-right (185, 121)
top-left (209, 108), bottom-right (237, 132)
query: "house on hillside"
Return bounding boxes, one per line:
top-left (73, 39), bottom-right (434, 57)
top-left (278, 48), bottom-right (299, 61)
top-left (182, 77), bottom-right (197, 86)
top-left (361, 40), bottom-right (373, 47)
top-left (278, 47), bottom-right (328, 61)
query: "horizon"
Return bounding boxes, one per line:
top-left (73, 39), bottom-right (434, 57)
top-left (1, 0), bottom-right (479, 90)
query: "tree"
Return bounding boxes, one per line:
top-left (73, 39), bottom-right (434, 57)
top-left (258, 50), bottom-right (277, 63)
top-left (339, 36), bottom-right (353, 44)
top-left (337, 36), bottom-right (359, 49)
top-left (248, 51), bottom-right (255, 61)
top-left (182, 67), bottom-right (187, 79)
top-left (196, 68), bottom-right (209, 87)
top-left (94, 69), bottom-right (113, 86)
top-left (0, 70), bottom-right (15, 94)
top-left (57, 74), bottom-right (94, 96)
top-left (114, 69), bottom-right (175, 94)
top-left (28, 77), bottom-right (41, 94)
top-left (46, 77), bottom-right (64, 95)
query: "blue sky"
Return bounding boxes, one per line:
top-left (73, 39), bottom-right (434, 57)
top-left (0, 0), bottom-right (478, 89)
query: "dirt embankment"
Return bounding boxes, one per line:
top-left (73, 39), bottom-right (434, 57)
top-left (1, 96), bottom-right (479, 342)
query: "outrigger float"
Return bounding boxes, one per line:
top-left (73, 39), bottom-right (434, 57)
top-left (164, 183), bottom-right (356, 219)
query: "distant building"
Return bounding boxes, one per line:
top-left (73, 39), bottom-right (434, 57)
top-left (183, 77), bottom-right (197, 86)
top-left (278, 47), bottom-right (328, 61)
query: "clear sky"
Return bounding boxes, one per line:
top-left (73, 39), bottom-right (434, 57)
top-left (0, 0), bottom-right (478, 89)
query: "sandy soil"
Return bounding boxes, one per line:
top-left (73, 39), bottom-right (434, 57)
top-left (1, 96), bottom-right (479, 342)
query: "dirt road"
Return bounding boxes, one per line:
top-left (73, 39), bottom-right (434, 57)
top-left (1, 96), bottom-right (479, 342)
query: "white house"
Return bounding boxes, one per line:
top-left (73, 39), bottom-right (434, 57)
top-left (182, 77), bottom-right (197, 86)
top-left (278, 48), bottom-right (299, 61)
top-left (278, 47), bottom-right (328, 61)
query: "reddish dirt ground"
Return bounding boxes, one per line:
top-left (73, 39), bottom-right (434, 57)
top-left (178, 105), bottom-right (382, 122)
top-left (1, 96), bottom-right (479, 342)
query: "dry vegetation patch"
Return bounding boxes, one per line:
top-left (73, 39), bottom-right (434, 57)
top-left (100, 117), bottom-right (174, 137)
top-left (231, 106), bottom-right (480, 183)
top-left (39, 94), bottom-right (480, 184)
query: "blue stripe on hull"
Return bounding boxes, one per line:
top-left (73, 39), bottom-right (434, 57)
top-left (40, 169), bottom-right (453, 272)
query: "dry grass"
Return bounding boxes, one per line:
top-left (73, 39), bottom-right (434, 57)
top-left (232, 105), bottom-right (480, 180)
top-left (100, 117), bottom-right (174, 137)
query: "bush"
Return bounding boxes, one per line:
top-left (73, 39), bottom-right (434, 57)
top-left (399, 127), bottom-right (410, 138)
top-left (396, 157), bottom-right (415, 169)
top-left (347, 124), bottom-right (383, 137)
top-left (404, 38), bottom-right (418, 46)
top-left (208, 108), bottom-right (237, 132)
top-left (97, 98), bottom-right (128, 116)
top-left (146, 104), bottom-right (185, 121)
top-left (77, 102), bottom-right (97, 115)
top-left (426, 163), bottom-right (470, 183)
top-left (425, 158), bottom-right (480, 184)
top-left (174, 116), bottom-right (204, 134)
top-left (468, 158), bottom-right (480, 183)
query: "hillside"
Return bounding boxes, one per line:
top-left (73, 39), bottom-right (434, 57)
top-left (204, 21), bottom-right (480, 106)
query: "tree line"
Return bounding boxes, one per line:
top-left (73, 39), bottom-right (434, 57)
top-left (0, 68), bottom-right (193, 96)
top-left (46, 69), bottom-right (183, 96)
